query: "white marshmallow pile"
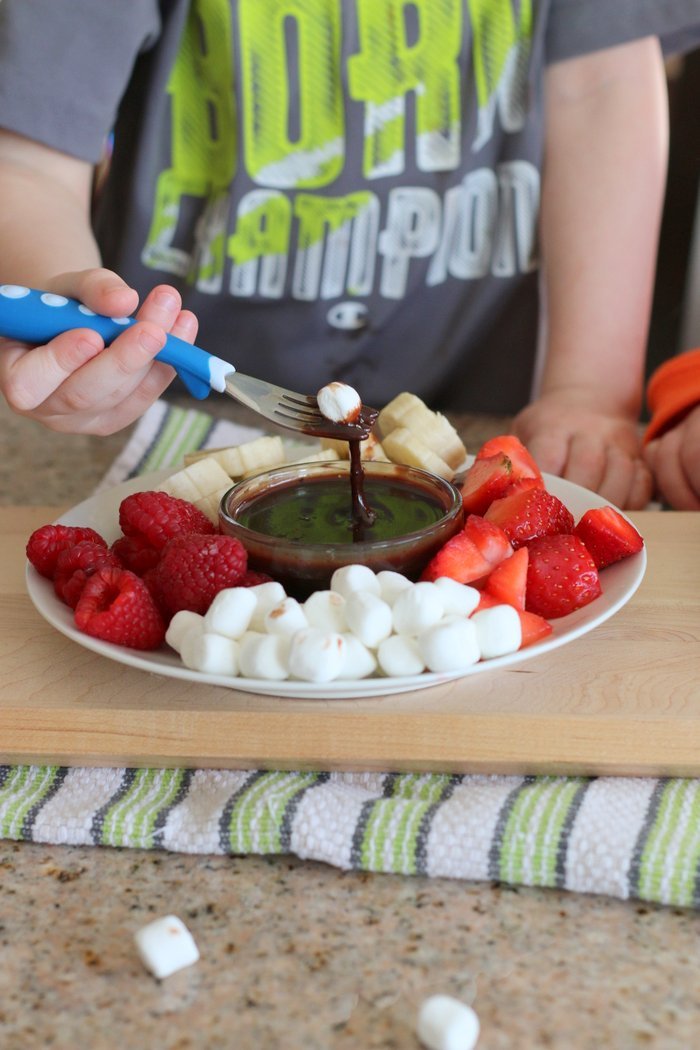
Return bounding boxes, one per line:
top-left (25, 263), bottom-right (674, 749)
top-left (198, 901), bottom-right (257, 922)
top-left (134, 915), bottom-right (200, 980)
top-left (166, 565), bottom-right (523, 683)
top-left (417, 994), bottom-right (480, 1050)
top-left (316, 381), bottom-right (362, 423)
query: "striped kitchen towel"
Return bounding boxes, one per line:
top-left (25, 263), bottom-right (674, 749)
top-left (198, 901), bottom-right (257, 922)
top-left (5, 399), bottom-right (699, 910)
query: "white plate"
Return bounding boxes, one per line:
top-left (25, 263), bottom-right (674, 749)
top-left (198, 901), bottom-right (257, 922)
top-left (25, 467), bottom-right (646, 699)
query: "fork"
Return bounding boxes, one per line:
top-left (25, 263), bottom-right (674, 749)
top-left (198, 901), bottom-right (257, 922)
top-left (0, 285), bottom-right (378, 440)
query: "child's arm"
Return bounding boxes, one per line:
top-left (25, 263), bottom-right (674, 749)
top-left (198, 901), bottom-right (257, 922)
top-left (512, 37), bottom-right (668, 509)
top-left (0, 129), bottom-right (192, 434)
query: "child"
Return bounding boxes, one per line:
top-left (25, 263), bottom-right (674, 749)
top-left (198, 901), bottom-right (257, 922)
top-left (644, 347), bottom-right (700, 508)
top-left (0, 1), bottom-right (699, 509)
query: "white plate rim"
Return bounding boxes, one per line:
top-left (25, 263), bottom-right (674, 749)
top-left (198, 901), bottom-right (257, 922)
top-left (25, 467), bottom-right (647, 699)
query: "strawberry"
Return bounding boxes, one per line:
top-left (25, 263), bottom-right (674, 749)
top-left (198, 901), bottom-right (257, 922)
top-left (525, 534), bottom-right (602, 619)
top-left (26, 524), bottom-right (107, 579)
top-left (463, 514), bottom-right (513, 569)
top-left (119, 490), bottom-right (216, 551)
top-left (476, 435), bottom-right (542, 481)
top-left (485, 546), bottom-right (529, 610)
top-left (420, 530), bottom-right (492, 585)
top-left (501, 476), bottom-right (544, 498)
top-left (573, 507), bottom-right (644, 569)
top-left (460, 453), bottom-right (514, 515)
top-left (517, 609), bottom-right (553, 648)
top-left (485, 487), bottom-right (574, 548)
top-left (111, 534), bottom-right (162, 576)
top-left (74, 567), bottom-right (166, 650)
top-left (53, 540), bottom-right (121, 609)
top-left (474, 590), bottom-right (501, 611)
top-left (149, 533), bottom-right (248, 618)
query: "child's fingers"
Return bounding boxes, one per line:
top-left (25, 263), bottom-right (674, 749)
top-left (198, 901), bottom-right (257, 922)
top-left (561, 432), bottom-right (606, 494)
top-left (0, 331), bottom-right (104, 412)
top-left (47, 268), bottom-right (140, 319)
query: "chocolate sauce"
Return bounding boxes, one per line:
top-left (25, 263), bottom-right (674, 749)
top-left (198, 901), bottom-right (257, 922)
top-left (348, 437), bottom-right (376, 540)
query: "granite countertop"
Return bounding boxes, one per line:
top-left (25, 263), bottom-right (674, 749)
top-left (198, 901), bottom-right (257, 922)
top-left (3, 396), bottom-right (700, 1049)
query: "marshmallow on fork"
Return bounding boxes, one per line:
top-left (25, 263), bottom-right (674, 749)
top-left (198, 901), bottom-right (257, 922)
top-left (316, 381), bottom-right (362, 424)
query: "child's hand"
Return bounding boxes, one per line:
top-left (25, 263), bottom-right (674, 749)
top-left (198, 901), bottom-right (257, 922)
top-left (0, 269), bottom-right (198, 434)
top-left (512, 393), bottom-right (653, 510)
top-left (643, 406), bottom-right (700, 510)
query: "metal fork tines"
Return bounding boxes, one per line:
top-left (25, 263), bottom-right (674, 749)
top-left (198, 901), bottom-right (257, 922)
top-left (224, 371), bottom-right (378, 440)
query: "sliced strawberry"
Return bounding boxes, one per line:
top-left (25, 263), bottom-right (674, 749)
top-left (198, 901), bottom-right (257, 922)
top-left (460, 453), bottom-right (514, 515)
top-left (485, 487), bottom-right (575, 548)
top-left (474, 590), bottom-right (501, 612)
top-left (501, 476), bottom-right (544, 498)
top-left (517, 609), bottom-right (553, 648)
top-left (485, 546), bottom-right (529, 610)
top-left (573, 507), bottom-right (644, 569)
top-left (463, 514), bottom-right (513, 569)
top-left (475, 435), bottom-right (543, 481)
top-left (525, 534), bottom-right (602, 619)
top-left (420, 531), bottom-right (492, 585)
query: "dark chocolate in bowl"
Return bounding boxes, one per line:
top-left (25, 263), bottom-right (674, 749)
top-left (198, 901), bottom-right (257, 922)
top-left (219, 460), bottom-right (464, 599)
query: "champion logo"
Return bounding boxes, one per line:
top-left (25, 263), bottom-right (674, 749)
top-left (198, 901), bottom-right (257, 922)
top-left (326, 301), bottom-right (369, 331)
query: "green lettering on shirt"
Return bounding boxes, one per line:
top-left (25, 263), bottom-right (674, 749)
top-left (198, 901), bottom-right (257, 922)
top-left (142, 0), bottom-right (236, 278)
top-left (348, 0), bottom-right (462, 178)
top-left (467, 0), bottom-right (532, 110)
top-left (239, 0), bottom-right (344, 188)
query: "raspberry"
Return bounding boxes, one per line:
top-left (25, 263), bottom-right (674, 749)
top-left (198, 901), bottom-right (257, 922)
top-left (54, 541), bottom-right (121, 608)
top-left (119, 491), bottom-right (216, 551)
top-left (111, 534), bottom-right (161, 576)
top-left (27, 524), bottom-right (107, 579)
top-left (74, 567), bottom-right (166, 650)
top-left (239, 569), bottom-right (274, 587)
top-left (150, 533), bottom-right (248, 618)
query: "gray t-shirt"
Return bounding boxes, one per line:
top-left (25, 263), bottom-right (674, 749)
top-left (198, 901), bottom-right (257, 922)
top-left (1, 0), bottom-right (699, 413)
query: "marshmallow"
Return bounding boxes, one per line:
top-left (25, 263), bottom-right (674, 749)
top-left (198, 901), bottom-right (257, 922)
top-left (417, 995), bottom-right (480, 1050)
top-left (304, 589), bottom-right (348, 632)
top-left (247, 580), bottom-right (287, 630)
top-left (288, 628), bottom-right (346, 682)
top-left (339, 634), bottom-right (377, 679)
top-left (134, 915), bottom-right (200, 980)
top-left (239, 631), bottom-right (291, 680)
top-left (392, 581), bottom-right (445, 636)
top-left (376, 569), bottom-right (413, 606)
top-left (418, 617), bottom-right (481, 673)
top-left (180, 631), bottom-right (239, 676)
top-left (165, 610), bottom-right (204, 654)
top-left (317, 381), bottom-right (362, 424)
top-left (264, 596), bottom-right (309, 636)
top-left (330, 564), bottom-right (380, 599)
top-left (203, 586), bottom-right (257, 639)
top-left (377, 634), bottom-right (426, 677)
top-left (471, 604), bottom-right (522, 659)
top-left (344, 591), bottom-right (393, 648)
top-left (433, 577), bottom-right (481, 617)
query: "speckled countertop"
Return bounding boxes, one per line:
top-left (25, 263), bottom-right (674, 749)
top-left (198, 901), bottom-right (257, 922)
top-left (2, 396), bottom-right (700, 1050)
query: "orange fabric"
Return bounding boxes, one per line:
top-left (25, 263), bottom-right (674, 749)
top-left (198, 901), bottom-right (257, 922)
top-left (644, 348), bottom-right (700, 443)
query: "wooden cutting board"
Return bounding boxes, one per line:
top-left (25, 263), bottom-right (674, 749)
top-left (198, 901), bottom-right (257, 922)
top-left (1, 507), bottom-right (699, 776)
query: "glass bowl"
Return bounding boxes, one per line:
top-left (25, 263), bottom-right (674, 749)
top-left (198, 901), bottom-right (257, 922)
top-left (219, 459), bottom-right (464, 598)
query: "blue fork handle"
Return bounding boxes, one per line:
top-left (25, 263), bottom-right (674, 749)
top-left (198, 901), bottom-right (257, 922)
top-left (0, 284), bottom-right (233, 399)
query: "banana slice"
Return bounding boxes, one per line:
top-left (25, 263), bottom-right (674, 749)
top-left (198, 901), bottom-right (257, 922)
top-left (195, 486), bottom-right (232, 525)
top-left (382, 427), bottom-right (455, 480)
top-left (209, 436), bottom-right (286, 478)
top-left (158, 457), bottom-right (232, 502)
top-left (320, 433), bottom-right (389, 462)
top-left (378, 392), bottom-right (466, 470)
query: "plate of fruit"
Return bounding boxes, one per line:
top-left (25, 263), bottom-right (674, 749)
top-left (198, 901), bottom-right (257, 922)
top-left (24, 394), bottom-right (646, 699)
